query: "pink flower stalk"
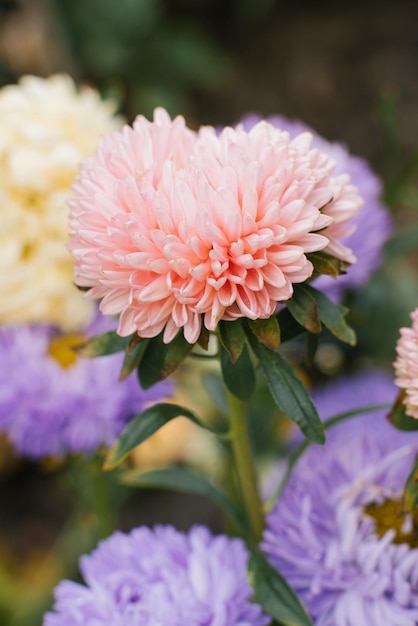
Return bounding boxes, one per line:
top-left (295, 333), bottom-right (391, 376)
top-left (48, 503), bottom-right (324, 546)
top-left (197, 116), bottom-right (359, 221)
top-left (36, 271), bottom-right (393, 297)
top-left (69, 109), bottom-right (362, 344)
top-left (394, 307), bottom-right (418, 419)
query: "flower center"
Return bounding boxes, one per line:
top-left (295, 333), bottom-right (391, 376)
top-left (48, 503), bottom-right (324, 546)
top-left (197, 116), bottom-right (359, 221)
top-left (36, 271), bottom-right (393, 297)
top-left (48, 333), bottom-right (85, 368)
top-left (364, 498), bottom-right (418, 548)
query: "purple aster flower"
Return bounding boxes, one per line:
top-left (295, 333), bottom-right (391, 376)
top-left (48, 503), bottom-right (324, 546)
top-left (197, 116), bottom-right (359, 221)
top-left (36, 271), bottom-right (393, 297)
top-left (0, 317), bottom-right (172, 459)
top-left (44, 524), bottom-right (268, 626)
top-left (240, 114), bottom-right (392, 301)
top-left (263, 370), bottom-right (418, 626)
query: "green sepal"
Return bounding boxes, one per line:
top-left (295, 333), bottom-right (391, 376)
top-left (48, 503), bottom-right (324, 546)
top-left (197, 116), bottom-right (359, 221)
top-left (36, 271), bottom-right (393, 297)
top-left (76, 331), bottom-right (132, 357)
top-left (249, 550), bottom-right (313, 626)
top-left (302, 285), bottom-right (356, 346)
top-left (197, 325), bottom-right (210, 351)
top-left (402, 455), bottom-right (418, 512)
top-left (387, 390), bottom-right (418, 431)
top-left (247, 316), bottom-right (281, 352)
top-left (220, 342), bottom-right (255, 401)
top-left (287, 285), bottom-right (322, 334)
top-left (104, 403), bottom-right (217, 469)
top-left (160, 332), bottom-right (194, 380)
top-left (246, 329), bottom-right (325, 444)
top-left (307, 251), bottom-right (349, 279)
top-left (120, 466), bottom-right (247, 534)
top-left (137, 331), bottom-right (193, 389)
top-left (119, 337), bottom-right (148, 381)
top-left (219, 319), bottom-right (246, 363)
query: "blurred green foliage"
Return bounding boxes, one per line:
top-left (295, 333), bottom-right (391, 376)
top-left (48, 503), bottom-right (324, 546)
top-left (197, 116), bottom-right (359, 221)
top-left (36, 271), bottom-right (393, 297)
top-left (49, 0), bottom-right (234, 119)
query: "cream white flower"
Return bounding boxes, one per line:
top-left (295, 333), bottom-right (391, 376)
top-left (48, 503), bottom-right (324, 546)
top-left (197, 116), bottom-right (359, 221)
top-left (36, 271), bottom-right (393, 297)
top-left (0, 74), bottom-right (122, 329)
top-left (394, 307), bottom-right (418, 419)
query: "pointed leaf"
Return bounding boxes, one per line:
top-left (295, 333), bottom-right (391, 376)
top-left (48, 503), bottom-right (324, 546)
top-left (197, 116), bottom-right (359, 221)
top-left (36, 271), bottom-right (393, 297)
top-left (246, 331), bottom-right (325, 443)
top-left (287, 286), bottom-right (322, 333)
top-left (76, 331), bottom-right (131, 357)
top-left (403, 455), bottom-right (418, 512)
top-left (219, 319), bottom-right (246, 363)
top-left (307, 251), bottom-right (349, 279)
top-left (137, 333), bottom-right (167, 389)
top-left (247, 316), bottom-right (281, 351)
top-left (250, 550), bottom-right (313, 626)
top-left (302, 285), bottom-right (356, 346)
top-left (197, 325), bottom-right (210, 351)
top-left (137, 332), bottom-right (193, 389)
top-left (387, 391), bottom-right (418, 431)
top-left (105, 403), bottom-right (212, 469)
top-left (160, 332), bottom-right (194, 380)
top-left (220, 342), bottom-right (255, 401)
top-left (119, 338), bottom-right (148, 381)
top-left (276, 308), bottom-right (305, 343)
top-left (120, 466), bottom-right (247, 533)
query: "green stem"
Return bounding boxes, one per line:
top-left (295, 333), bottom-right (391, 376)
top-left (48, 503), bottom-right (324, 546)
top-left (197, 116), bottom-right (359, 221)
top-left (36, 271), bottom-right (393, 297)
top-left (226, 389), bottom-right (264, 543)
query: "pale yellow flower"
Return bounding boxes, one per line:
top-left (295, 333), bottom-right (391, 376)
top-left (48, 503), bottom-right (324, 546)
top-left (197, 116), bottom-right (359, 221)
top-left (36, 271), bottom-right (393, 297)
top-left (0, 74), bottom-right (122, 329)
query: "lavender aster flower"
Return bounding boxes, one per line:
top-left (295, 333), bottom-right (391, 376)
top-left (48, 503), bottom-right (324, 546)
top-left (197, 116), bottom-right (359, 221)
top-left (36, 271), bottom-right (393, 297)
top-left (263, 371), bottom-right (418, 626)
top-left (240, 114), bottom-right (392, 301)
top-left (44, 524), bottom-right (268, 626)
top-left (0, 317), bottom-right (172, 459)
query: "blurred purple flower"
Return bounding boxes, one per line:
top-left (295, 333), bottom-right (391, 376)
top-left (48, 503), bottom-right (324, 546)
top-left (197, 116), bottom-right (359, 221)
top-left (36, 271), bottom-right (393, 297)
top-left (263, 370), bottom-right (418, 626)
top-left (44, 524), bottom-right (268, 626)
top-left (240, 114), bottom-right (392, 301)
top-left (0, 317), bottom-right (172, 459)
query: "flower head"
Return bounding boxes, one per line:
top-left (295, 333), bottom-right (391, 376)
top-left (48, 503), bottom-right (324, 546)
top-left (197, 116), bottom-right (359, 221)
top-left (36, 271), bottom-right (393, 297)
top-left (394, 307), bottom-right (418, 419)
top-left (263, 371), bottom-right (418, 626)
top-left (0, 316), bottom-right (172, 459)
top-left (44, 524), bottom-right (268, 626)
top-left (0, 74), bottom-right (121, 330)
top-left (69, 109), bottom-right (362, 344)
top-left (240, 114), bottom-right (392, 301)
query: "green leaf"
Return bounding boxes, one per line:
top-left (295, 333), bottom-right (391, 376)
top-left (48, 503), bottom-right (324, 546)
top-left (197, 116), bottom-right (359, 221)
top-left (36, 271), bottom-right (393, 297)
top-left (307, 251), bottom-right (349, 279)
top-left (276, 309), bottom-right (306, 343)
top-left (137, 332), bottom-right (193, 389)
top-left (104, 403), bottom-right (210, 469)
top-left (387, 391), bottom-right (418, 431)
top-left (247, 316), bottom-right (281, 351)
top-left (119, 337), bottom-right (148, 381)
top-left (77, 331), bottom-right (131, 357)
top-left (220, 342), bottom-right (255, 401)
top-left (160, 332), bottom-right (194, 380)
top-left (197, 325), bottom-right (210, 351)
top-left (120, 466), bottom-right (247, 533)
top-left (250, 550), bottom-right (313, 626)
top-left (246, 331), bottom-right (325, 444)
top-left (137, 333), bottom-right (167, 389)
top-left (287, 286), bottom-right (322, 334)
top-left (219, 320), bottom-right (246, 363)
top-left (302, 285), bottom-right (356, 346)
top-left (403, 455), bottom-right (418, 512)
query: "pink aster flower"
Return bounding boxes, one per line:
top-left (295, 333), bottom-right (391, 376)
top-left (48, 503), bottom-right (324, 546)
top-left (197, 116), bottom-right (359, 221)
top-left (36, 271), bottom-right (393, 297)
top-left (69, 109), bottom-right (362, 344)
top-left (394, 307), bottom-right (418, 419)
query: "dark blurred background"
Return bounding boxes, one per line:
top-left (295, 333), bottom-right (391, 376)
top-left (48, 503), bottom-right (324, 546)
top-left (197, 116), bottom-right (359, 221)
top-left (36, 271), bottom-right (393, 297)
top-left (1, 0), bottom-right (417, 168)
